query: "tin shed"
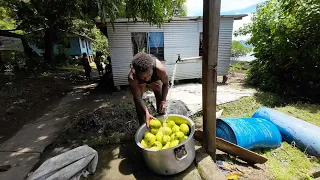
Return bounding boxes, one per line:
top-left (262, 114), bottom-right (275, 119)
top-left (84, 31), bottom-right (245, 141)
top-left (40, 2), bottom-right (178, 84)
top-left (104, 15), bottom-right (247, 86)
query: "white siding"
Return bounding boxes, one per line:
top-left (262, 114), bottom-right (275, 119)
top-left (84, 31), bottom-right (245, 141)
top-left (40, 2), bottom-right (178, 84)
top-left (197, 18), bottom-right (234, 76)
top-left (107, 17), bottom-right (234, 86)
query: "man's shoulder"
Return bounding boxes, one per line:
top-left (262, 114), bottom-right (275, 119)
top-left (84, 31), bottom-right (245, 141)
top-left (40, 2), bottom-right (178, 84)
top-left (128, 69), bottom-right (136, 82)
top-left (155, 59), bottom-right (167, 74)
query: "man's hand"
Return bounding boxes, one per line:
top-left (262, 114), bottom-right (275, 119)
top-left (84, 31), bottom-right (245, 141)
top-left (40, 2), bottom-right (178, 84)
top-left (146, 112), bottom-right (155, 128)
top-left (159, 101), bottom-right (166, 115)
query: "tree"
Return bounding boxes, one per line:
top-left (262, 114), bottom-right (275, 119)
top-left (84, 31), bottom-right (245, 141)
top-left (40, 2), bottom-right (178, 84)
top-left (4, 0), bottom-right (187, 65)
top-left (231, 40), bottom-right (252, 59)
top-left (0, 7), bottom-right (15, 30)
top-left (235, 0), bottom-right (320, 101)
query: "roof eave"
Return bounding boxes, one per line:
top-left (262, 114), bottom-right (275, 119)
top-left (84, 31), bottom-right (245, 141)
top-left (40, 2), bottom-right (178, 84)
top-left (96, 14), bottom-right (248, 23)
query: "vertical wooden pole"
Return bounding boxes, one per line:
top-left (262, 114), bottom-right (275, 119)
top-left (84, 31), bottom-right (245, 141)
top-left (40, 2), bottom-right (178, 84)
top-left (202, 0), bottom-right (221, 161)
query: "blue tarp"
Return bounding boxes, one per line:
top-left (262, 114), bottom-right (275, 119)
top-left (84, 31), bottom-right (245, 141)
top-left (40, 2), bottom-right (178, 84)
top-left (216, 117), bottom-right (282, 150)
top-left (253, 107), bottom-right (320, 157)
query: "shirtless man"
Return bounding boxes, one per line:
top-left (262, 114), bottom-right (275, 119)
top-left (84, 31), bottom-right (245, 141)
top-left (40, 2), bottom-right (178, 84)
top-left (128, 52), bottom-right (169, 128)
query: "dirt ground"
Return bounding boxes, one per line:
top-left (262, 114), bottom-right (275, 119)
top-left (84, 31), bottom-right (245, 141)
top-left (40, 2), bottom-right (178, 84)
top-left (1, 70), bottom-right (272, 179)
top-left (33, 72), bottom-right (271, 180)
top-left (0, 70), bottom-right (90, 144)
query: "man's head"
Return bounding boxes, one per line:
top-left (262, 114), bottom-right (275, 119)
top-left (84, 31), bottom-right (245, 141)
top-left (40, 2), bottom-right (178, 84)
top-left (132, 52), bottom-right (154, 81)
top-left (83, 53), bottom-right (87, 58)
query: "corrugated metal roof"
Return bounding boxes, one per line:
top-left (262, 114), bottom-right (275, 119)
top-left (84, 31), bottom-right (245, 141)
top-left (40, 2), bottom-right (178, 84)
top-left (97, 14), bottom-right (247, 24)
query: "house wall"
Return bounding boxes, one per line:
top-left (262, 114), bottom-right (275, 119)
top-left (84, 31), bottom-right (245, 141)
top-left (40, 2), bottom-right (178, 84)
top-left (53, 37), bottom-right (82, 56)
top-left (66, 37), bottom-right (81, 56)
top-left (107, 18), bottom-right (234, 86)
top-left (78, 38), bottom-right (93, 55)
top-left (28, 37), bottom-right (87, 57)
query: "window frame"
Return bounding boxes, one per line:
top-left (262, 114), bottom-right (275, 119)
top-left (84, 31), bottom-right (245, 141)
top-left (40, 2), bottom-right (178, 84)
top-left (131, 32), bottom-right (165, 61)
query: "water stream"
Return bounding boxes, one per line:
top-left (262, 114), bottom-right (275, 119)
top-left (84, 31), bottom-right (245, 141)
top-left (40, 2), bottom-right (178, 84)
top-left (164, 62), bottom-right (178, 123)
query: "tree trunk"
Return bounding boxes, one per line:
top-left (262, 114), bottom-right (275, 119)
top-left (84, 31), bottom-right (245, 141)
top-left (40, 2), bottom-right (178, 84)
top-left (44, 28), bottom-right (54, 65)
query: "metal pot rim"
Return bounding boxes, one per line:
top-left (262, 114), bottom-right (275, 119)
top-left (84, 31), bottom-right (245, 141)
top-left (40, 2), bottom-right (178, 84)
top-left (134, 114), bottom-right (195, 151)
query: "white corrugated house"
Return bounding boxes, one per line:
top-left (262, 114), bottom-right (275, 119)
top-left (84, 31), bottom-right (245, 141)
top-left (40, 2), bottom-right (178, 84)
top-left (104, 15), bottom-right (247, 86)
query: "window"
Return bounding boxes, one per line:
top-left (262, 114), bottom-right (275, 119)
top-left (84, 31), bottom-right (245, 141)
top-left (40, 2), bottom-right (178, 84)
top-left (131, 32), bottom-right (164, 61)
top-left (81, 39), bottom-right (85, 48)
top-left (199, 32), bottom-right (203, 56)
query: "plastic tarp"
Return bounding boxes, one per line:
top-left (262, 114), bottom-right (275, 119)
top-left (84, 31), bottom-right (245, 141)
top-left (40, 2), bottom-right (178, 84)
top-left (253, 107), bottom-right (320, 157)
top-left (26, 145), bottom-right (98, 180)
top-left (216, 117), bottom-right (282, 150)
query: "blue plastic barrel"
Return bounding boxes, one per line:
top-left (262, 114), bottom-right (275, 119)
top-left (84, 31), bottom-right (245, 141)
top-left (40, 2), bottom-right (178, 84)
top-left (253, 107), bottom-right (320, 157)
top-left (216, 117), bottom-right (282, 150)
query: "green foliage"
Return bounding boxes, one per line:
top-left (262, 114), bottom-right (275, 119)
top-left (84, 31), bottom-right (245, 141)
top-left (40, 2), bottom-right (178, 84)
top-left (231, 40), bottom-right (252, 59)
top-left (55, 47), bottom-right (72, 66)
top-left (236, 0), bottom-right (320, 101)
top-left (91, 28), bottom-right (109, 56)
top-left (229, 62), bottom-right (248, 73)
top-left (3, 0), bottom-right (187, 65)
top-left (0, 7), bottom-right (15, 30)
top-left (0, 50), bottom-right (45, 74)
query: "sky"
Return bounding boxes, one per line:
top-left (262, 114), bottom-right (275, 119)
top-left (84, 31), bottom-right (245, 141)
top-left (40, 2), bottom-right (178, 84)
top-left (186, 0), bottom-right (266, 40)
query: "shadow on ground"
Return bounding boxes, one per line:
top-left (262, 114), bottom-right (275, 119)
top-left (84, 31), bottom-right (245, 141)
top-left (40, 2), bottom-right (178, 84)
top-left (88, 142), bottom-right (200, 180)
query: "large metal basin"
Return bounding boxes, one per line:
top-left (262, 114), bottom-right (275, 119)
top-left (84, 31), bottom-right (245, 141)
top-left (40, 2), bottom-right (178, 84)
top-left (134, 114), bottom-right (195, 175)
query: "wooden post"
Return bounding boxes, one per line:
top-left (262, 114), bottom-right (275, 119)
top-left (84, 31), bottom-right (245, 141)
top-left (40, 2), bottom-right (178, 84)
top-left (202, 0), bottom-right (221, 161)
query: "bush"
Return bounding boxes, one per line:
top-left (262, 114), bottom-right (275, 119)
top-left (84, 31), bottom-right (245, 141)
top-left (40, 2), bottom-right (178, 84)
top-left (237, 0), bottom-right (320, 102)
top-left (229, 62), bottom-right (248, 73)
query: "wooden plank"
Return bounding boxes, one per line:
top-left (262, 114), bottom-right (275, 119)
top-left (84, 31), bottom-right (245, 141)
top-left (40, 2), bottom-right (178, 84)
top-left (202, 0), bottom-right (221, 161)
top-left (194, 130), bottom-right (268, 164)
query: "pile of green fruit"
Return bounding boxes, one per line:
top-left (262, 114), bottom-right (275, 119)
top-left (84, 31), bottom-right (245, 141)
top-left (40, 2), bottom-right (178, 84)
top-left (140, 119), bottom-right (190, 150)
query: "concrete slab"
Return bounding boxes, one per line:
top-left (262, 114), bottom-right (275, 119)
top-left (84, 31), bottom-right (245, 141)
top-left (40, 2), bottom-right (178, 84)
top-left (88, 142), bottom-right (202, 180)
top-left (144, 83), bottom-right (254, 115)
top-left (194, 146), bottom-right (226, 180)
top-left (0, 152), bottom-right (40, 180)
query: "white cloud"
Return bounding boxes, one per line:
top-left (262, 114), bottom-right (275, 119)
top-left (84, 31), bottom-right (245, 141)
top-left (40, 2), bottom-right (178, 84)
top-left (232, 14), bottom-right (252, 41)
top-left (221, 0), bottom-right (264, 13)
top-left (186, 0), bottom-right (265, 16)
top-left (186, 0), bottom-right (265, 40)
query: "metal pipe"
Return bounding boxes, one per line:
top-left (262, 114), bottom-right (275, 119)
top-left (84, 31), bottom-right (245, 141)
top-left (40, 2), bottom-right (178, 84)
top-left (176, 55), bottom-right (202, 63)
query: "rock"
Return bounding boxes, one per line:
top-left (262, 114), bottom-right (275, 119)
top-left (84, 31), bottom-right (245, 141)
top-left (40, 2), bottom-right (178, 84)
top-left (166, 100), bottom-right (189, 116)
top-left (144, 92), bottom-right (190, 116)
top-left (194, 147), bottom-right (226, 180)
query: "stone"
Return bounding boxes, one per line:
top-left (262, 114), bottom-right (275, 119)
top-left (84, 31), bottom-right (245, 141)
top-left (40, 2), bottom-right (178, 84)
top-left (194, 147), bottom-right (226, 180)
top-left (166, 100), bottom-right (189, 116)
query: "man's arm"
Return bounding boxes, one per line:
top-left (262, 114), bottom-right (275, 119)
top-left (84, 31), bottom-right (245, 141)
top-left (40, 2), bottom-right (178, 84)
top-left (128, 74), bottom-right (150, 124)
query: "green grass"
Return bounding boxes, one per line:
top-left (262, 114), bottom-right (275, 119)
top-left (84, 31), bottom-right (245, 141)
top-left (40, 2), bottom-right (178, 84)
top-left (57, 63), bottom-right (97, 72)
top-left (265, 142), bottom-right (319, 180)
top-left (208, 92), bottom-right (320, 179)
top-left (57, 65), bottom-right (84, 72)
